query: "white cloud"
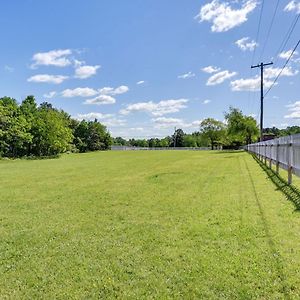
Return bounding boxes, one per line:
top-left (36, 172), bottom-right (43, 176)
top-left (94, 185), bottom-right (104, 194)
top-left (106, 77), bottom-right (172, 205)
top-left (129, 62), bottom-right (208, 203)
top-left (60, 85), bottom-right (128, 104)
top-left (62, 87), bottom-right (98, 97)
top-left (203, 99), bottom-right (211, 104)
top-left (43, 91), bottom-right (57, 99)
top-left (27, 74), bottom-right (68, 84)
top-left (178, 71), bottom-right (195, 79)
top-left (129, 127), bottom-right (144, 131)
top-left (99, 85), bottom-right (129, 95)
top-left (31, 49), bottom-right (72, 68)
top-left (235, 37), bottom-right (258, 51)
top-left (75, 112), bottom-right (114, 121)
top-left (284, 1), bottom-right (300, 14)
top-left (207, 70), bottom-right (237, 85)
top-left (75, 65), bottom-right (100, 79)
top-left (153, 117), bottom-right (203, 129)
top-left (74, 112), bottom-right (126, 127)
top-left (137, 80), bottom-right (145, 85)
top-left (202, 66), bottom-right (220, 73)
top-left (84, 95), bottom-right (116, 105)
top-left (230, 66), bottom-right (298, 91)
top-left (74, 60), bottom-right (85, 67)
top-left (102, 118), bottom-right (127, 127)
top-left (264, 66), bottom-right (298, 79)
top-left (195, 0), bottom-right (257, 32)
top-left (285, 101), bottom-right (300, 118)
top-left (120, 99), bottom-right (189, 116)
top-left (230, 77), bottom-right (274, 91)
top-left (278, 49), bottom-right (298, 60)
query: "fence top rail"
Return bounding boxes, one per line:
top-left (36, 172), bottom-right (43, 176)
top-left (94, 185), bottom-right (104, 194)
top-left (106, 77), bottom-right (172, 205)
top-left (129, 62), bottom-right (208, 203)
top-left (248, 133), bottom-right (300, 147)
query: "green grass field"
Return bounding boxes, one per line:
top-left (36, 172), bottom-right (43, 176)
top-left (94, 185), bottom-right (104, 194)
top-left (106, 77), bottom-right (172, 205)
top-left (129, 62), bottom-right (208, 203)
top-left (1, 151), bottom-right (300, 299)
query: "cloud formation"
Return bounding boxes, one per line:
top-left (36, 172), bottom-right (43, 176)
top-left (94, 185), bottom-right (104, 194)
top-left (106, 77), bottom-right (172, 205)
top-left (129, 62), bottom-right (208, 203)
top-left (195, 0), bottom-right (257, 32)
top-left (120, 99), bottom-right (189, 116)
top-left (235, 37), bottom-right (258, 51)
top-left (74, 112), bottom-right (126, 127)
top-left (75, 112), bottom-right (114, 121)
top-left (207, 70), bottom-right (237, 85)
top-left (153, 117), bottom-right (202, 129)
top-left (285, 101), bottom-right (300, 118)
top-left (202, 66), bottom-right (220, 73)
top-left (28, 74), bottom-right (68, 84)
top-left (31, 49), bottom-right (72, 68)
top-left (284, 1), bottom-right (300, 14)
top-left (203, 99), bottom-right (211, 104)
top-left (230, 66), bottom-right (298, 91)
top-left (278, 49), bottom-right (299, 60)
top-left (43, 91), bottom-right (57, 99)
top-left (75, 65), bottom-right (100, 79)
top-left (84, 95), bottom-right (116, 105)
top-left (178, 72), bottom-right (195, 79)
top-left (61, 85), bottom-right (129, 100)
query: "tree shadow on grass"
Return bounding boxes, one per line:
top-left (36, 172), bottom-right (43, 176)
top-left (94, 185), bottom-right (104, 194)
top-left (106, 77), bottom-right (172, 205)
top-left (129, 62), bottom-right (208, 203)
top-left (213, 150), bottom-right (245, 154)
top-left (252, 154), bottom-right (300, 212)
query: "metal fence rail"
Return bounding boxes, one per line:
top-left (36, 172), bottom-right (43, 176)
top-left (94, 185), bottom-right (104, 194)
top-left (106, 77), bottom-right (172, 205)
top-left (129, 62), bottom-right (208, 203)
top-left (247, 134), bottom-right (300, 184)
top-left (111, 146), bottom-right (211, 151)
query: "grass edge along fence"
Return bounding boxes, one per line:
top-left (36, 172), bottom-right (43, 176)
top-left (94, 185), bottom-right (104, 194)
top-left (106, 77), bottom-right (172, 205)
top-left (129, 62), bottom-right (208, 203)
top-left (246, 134), bottom-right (300, 185)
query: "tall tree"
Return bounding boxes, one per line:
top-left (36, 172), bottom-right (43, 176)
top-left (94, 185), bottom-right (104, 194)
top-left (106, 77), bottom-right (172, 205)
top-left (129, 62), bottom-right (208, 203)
top-left (200, 118), bottom-right (225, 150)
top-left (172, 128), bottom-right (185, 147)
top-left (225, 107), bottom-right (259, 145)
top-left (0, 97), bottom-right (32, 157)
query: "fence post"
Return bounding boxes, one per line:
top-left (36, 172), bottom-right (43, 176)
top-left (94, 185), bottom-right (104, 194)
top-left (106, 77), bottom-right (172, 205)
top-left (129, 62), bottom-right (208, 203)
top-left (269, 144), bottom-right (272, 169)
top-left (264, 143), bottom-right (267, 165)
top-left (276, 140), bottom-right (279, 174)
top-left (288, 135), bottom-right (293, 185)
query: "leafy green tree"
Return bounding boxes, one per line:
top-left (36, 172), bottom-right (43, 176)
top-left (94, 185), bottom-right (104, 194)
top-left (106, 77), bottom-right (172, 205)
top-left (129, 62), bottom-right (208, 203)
top-left (200, 118), bottom-right (225, 150)
top-left (172, 128), bottom-right (185, 147)
top-left (74, 120), bottom-right (111, 152)
top-left (183, 135), bottom-right (197, 147)
top-left (31, 104), bottom-right (73, 156)
top-left (0, 97), bottom-right (32, 157)
top-left (225, 107), bottom-right (259, 145)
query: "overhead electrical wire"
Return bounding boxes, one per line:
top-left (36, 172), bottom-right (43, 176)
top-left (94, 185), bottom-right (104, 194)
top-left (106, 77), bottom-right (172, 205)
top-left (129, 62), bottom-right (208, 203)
top-left (273, 13), bottom-right (300, 63)
top-left (264, 39), bottom-right (300, 97)
top-left (251, 0), bottom-right (265, 66)
top-left (259, 0), bottom-right (280, 61)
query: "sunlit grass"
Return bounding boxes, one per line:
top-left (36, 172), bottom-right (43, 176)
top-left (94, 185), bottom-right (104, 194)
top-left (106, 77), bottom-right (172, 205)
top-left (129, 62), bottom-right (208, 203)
top-left (1, 151), bottom-right (300, 298)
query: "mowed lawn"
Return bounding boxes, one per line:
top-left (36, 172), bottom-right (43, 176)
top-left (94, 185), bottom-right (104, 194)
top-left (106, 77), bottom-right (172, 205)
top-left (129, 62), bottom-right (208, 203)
top-left (1, 151), bottom-right (300, 299)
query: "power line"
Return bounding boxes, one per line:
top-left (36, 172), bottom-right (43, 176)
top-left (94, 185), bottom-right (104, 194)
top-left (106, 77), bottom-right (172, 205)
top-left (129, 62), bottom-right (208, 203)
top-left (273, 14), bottom-right (300, 62)
top-left (259, 0), bottom-right (280, 61)
top-left (251, 0), bottom-right (265, 66)
top-left (264, 39), bottom-right (300, 97)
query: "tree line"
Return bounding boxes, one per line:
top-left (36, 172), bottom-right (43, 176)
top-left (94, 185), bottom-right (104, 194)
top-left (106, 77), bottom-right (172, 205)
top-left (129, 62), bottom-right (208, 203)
top-left (2, 95), bottom-right (298, 158)
top-left (0, 96), bottom-right (111, 158)
top-left (113, 107), bottom-right (260, 149)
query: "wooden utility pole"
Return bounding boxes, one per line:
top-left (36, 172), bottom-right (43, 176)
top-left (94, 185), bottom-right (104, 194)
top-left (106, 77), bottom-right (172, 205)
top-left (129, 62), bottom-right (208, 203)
top-left (251, 62), bottom-right (273, 141)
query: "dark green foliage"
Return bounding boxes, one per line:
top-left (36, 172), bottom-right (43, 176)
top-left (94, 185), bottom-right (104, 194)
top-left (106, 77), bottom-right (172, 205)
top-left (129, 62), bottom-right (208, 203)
top-left (264, 126), bottom-right (300, 137)
top-left (74, 120), bottom-right (111, 153)
top-left (200, 118), bottom-right (225, 150)
top-left (172, 128), bottom-right (185, 147)
top-left (225, 107), bottom-right (259, 146)
top-left (0, 96), bottom-right (111, 158)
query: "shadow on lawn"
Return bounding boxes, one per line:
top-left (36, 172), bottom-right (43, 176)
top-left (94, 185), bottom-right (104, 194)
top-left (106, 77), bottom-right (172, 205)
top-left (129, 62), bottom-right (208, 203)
top-left (253, 154), bottom-right (300, 212)
top-left (213, 150), bottom-right (244, 154)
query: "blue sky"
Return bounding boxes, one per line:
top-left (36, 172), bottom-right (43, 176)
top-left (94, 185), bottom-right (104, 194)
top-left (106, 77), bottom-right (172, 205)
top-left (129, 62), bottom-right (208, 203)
top-left (1, 0), bottom-right (300, 138)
